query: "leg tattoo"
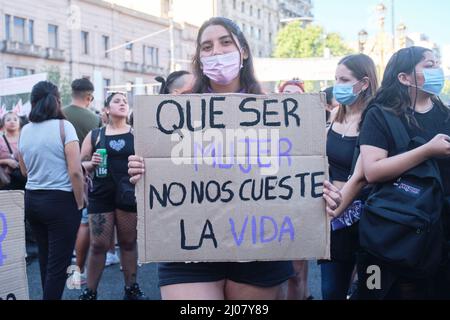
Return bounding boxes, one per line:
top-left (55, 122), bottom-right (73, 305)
top-left (91, 214), bottom-right (106, 236)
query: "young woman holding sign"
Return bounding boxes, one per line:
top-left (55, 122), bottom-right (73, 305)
top-left (128, 17), bottom-right (294, 300)
top-left (79, 92), bottom-right (147, 300)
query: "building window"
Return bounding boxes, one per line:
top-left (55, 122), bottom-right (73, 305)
top-left (48, 24), bottom-right (58, 48)
top-left (103, 78), bottom-right (111, 100)
top-left (103, 35), bottom-right (110, 58)
top-left (13, 17), bottom-right (25, 43)
top-left (250, 5), bottom-right (253, 16)
top-left (269, 32), bottom-right (273, 43)
top-left (258, 50), bottom-right (262, 57)
top-left (242, 23), bottom-right (246, 34)
top-left (125, 42), bottom-right (133, 62)
top-left (268, 13), bottom-right (271, 23)
top-left (258, 9), bottom-right (261, 19)
top-left (241, 2), bottom-right (245, 13)
top-left (6, 66), bottom-right (28, 78)
top-left (28, 20), bottom-right (34, 44)
top-left (5, 15), bottom-right (11, 40)
top-left (233, 0), bottom-right (237, 9)
top-left (144, 46), bottom-right (159, 66)
top-left (250, 26), bottom-right (254, 37)
top-left (258, 28), bottom-right (262, 40)
top-left (81, 31), bottom-right (89, 55)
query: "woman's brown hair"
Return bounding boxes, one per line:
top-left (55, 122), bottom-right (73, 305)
top-left (335, 54), bottom-right (378, 124)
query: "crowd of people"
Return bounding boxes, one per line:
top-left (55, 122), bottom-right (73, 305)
top-left (4, 16), bottom-right (449, 300)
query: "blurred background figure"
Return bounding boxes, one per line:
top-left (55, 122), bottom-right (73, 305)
top-left (278, 77), bottom-right (312, 301)
top-left (322, 86), bottom-right (340, 125)
top-left (155, 71), bottom-right (195, 95)
top-left (278, 78), bottom-right (305, 94)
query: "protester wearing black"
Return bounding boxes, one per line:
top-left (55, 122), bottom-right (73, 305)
top-left (79, 92), bottom-right (147, 300)
top-left (18, 81), bottom-right (85, 300)
top-left (319, 54), bottom-right (378, 300)
top-left (357, 46), bottom-right (450, 299)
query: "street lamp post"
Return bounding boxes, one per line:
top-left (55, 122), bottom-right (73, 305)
top-left (376, 3), bottom-right (387, 78)
top-left (358, 29), bottom-right (368, 54)
top-left (168, 0), bottom-right (175, 73)
top-left (397, 22), bottom-right (407, 49)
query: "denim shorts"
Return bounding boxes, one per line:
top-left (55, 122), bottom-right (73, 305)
top-left (80, 208), bottom-right (89, 224)
top-left (158, 261), bottom-right (295, 288)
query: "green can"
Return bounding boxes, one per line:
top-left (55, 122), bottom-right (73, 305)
top-left (95, 148), bottom-right (108, 178)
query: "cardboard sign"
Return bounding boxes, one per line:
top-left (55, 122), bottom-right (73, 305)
top-left (0, 191), bottom-right (29, 300)
top-left (134, 93), bottom-right (330, 262)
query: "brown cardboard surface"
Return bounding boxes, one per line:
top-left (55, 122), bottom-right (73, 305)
top-left (134, 93), bottom-right (326, 158)
top-left (0, 191), bottom-right (29, 300)
top-left (135, 94), bottom-right (329, 263)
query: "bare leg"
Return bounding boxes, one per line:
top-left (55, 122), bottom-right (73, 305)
top-left (75, 223), bottom-right (89, 273)
top-left (161, 281), bottom-right (226, 300)
top-left (225, 280), bottom-right (281, 300)
top-left (287, 260), bottom-right (310, 300)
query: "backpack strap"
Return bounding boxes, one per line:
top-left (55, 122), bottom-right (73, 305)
top-left (2, 135), bottom-right (14, 155)
top-left (59, 120), bottom-right (65, 146)
top-left (377, 105), bottom-right (444, 189)
top-left (348, 136), bottom-right (360, 178)
top-left (348, 104), bottom-right (409, 177)
top-left (98, 126), bottom-right (106, 149)
top-left (375, 105), bottom-right (411, 155)
top-left (90, 127), bottom-right (104, 151)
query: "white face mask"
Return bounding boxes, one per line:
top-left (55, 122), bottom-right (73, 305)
top-left (200, 51), bottom-right (242, 85)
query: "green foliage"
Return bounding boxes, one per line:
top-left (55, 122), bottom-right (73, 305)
top-left (274, 22), bottom-right (354, 59)
top-left (441, 80), bottom-right (450, 105)
top-left (42, 66), bottom-right (72, 106)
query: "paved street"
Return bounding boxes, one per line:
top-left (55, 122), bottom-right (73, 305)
top-left (26, 242), bottom-right (322, 300)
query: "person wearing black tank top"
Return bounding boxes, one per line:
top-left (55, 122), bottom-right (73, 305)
top-left (319, 54), bottom-right (378, 300)
top-left (78, 92), bottom-right (147, 300)
top-left (324, 47), bottom-right (450, 299)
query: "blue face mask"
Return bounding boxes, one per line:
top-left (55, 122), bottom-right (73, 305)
top-left (417, 68), bottom-right (445, 96)
top-left (333, 81), bottom-right (361, 106)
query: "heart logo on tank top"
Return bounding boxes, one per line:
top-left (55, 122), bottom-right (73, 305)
top-left (109, 139), bottom-right (125, 152)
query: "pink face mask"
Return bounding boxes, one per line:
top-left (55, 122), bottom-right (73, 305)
top-left (200, 51), bottom-right (242, 85)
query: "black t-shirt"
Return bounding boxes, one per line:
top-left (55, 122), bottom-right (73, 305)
top-left (359, 104), bottom-right (450, 196)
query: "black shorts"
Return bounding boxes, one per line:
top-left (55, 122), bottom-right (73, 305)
top-left (88, 176), bottom-right (137, 213)
top-left (158, 261), bottom-right (295, 288)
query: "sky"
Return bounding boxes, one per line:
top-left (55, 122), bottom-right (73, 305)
top-left (314, 0), bottom-right (450, 49)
